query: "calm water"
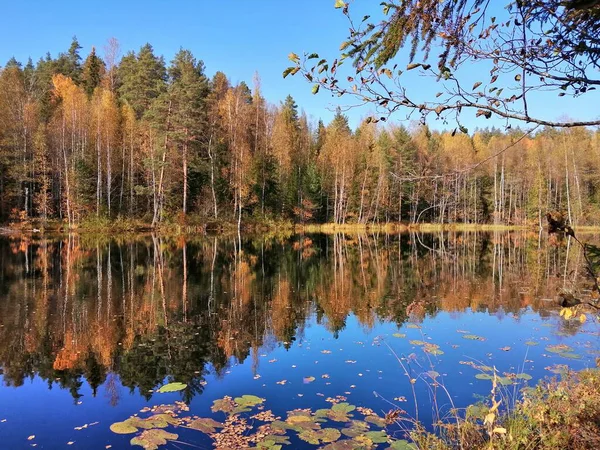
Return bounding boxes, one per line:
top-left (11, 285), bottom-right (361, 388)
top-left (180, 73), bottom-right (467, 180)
top-left (0, 231), bottom-right (598, 449)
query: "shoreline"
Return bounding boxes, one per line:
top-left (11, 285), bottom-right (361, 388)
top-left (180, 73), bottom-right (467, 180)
top-left (2, 220), bottom-right (600, 236)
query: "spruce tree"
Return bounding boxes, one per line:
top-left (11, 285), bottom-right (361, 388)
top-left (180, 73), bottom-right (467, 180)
top-left (81, 47), bottom-right (106, 97)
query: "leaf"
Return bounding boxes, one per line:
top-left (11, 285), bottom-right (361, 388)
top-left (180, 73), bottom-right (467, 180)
top-left (364, 430), bottom-right (388, 443)
top-left (299, 428), bottom-right (341, 445)
top-left (392, 333), bottom-right (406, 338)
top-left (307, 53), bottom-right (319, 60)
top-left (389, 439), bottom-right (418, 449)
top-left (110, 421), bottom-right (138, 434)
top-left (211, 397), bottom-right (236, 414)
top-left (409, 340), bottom-right (426, 346)
top-left (130, 429), bottom-right (178, 450)
top-left (334, 0), bottom-right (346, 8)
top-left (472, 81), bottom-right (482, 90)
top-left (312, 84), bottom-right (320, 95)
top-left (282, 67), bottom-right (295, 79)
top-left (516, 373), bottom-right (532, 381)
top-left (157, 382), bottom-right (187, 393)
top-left (515, 74), bottom-right (522, 81)
top-left (463, 334), bottom-right (486, 341)
top-left (304, 376), bottom-right (316, 384)
top-left (234, 394), bottom-right (264, 407)
top-left (188, 418), bottom-right (223, 433)
top-left (475, 373), bottom-right (493, 380)
top-left (406, 63), bottom-right (421, 71)
top-left (493, 427), bottom-right (507, 434)
top-left (288, 52), bottom-right (300, 63)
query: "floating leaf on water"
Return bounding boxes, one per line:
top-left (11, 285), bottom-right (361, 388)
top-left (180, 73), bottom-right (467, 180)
top-left (211, 397), bottom-right (236, 414)
top-left (546, 344), bottom-right (573, 353)
top-left (426, 371), bottom-right (440, 379)
top-left (498, 377), bottom-right (513, 386)
top-left (188, 417), bottom-right (223, 433)
top-left (525, 341), bottom-right (539, 346)
top-left (322, 440), bottom-right (365, 449)
top-left (234, 395), bottom-right (265, 407)
top-left (407, 324), bottom-right (421, 329)
top-left (303, 376), bottom-right (316, 384)
top-left (110, 421), bottom-right (139, 434)
top-left (332, 403), bottom-right (356, 414)
top-left (516, 373), bottom-right (532, 381)
top-left (156, 382), bottom-right (187, 393)
top-left (409, 340), bottom-right (427, 346)
top-left (545, 364), bottom-right (570, 375)
top-left (298, 428), bottom-right (341, 445)
top-left (466, 404), bottom-right (489, 419)
top-left (389, 439), bottom-right (418, 450)
top-left (424, 345), bottom-right (444, 356)
top-left (364, 415), bottom-right (386, 428)
top-left (364, 430), bottom-right (389, 443)
top-left (463, 334), bottom-right (486, 341)
top-left (475, 374), bottom-right (493, 381)
top-left (558, 352), bottom-right (581, 360)
top-left (130, 429), bottom-right (178, 450)
top-left (392, 333), bottom-right (406, 338)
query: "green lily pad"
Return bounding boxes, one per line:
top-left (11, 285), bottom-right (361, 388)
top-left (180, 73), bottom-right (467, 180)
top-left (409, 340), bottom-right (427, 346)
top-left (389, 440), bottom-right (418, 450)
top-left (516, 373), bottom-right (532, 381)
top-left (157, 382), bottom-right (187, 393)
top-left (342, 420), bottom-right (371, 437)
top-left (475, 374), bottom-right (493, 380)
top-left (298, 428), bottom-right (341, 445)
top-left (234, 394), bottom-right (264, 407)
top-left (525, 341), bottom-right (539, 346)
top-left (392, 333), bottom-right (406, 338)
top-left (110, 421), bottom-right (138, 434)
top-left (212, 397), bottom-right (236, 414)
top-left (130, 429), bottom-right (178, 450)
top-left (546, 344), bottom-right (573, 353)
top-left (463, 334), bottom-right (486, 341)
top-left (364, 430), bottom-right (389, 443)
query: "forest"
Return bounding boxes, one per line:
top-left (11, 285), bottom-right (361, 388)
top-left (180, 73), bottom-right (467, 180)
top-left (1, 38), bottom-right (599, 228)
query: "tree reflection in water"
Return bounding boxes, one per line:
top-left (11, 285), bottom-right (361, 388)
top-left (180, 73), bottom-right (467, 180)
top-left (0, 231), bottom-right (592, 403)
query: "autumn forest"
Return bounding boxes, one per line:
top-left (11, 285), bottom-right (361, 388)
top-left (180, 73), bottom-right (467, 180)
top-left (1, 38), bottom-right (600, 228)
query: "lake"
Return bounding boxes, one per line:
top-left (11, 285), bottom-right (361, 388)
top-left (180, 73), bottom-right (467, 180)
top-left (0, 231), bottom-right (598, 449)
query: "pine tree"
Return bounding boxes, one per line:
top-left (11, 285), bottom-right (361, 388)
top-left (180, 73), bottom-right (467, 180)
top-left (81, 47), bottom-right (106, 97)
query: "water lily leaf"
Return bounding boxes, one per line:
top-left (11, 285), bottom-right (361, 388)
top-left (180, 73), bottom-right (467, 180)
top-left (322, 440), bottom-right (365, 449)
top-left (466, 404), bottom-right (489, 419)
top-left (157, 382), bottom-right (187, 393)
top-left (299, 428), bottom-right (341, 445)
top-left (303, 376), bottom-right (316, 384)
top-left (188, 417), bottom-right (223, 433)
top-left (211, 397), bottom-right (236, 414)
top-left (130, 429), bottom-right (178, 450)
top-left (498, 377), bottom-right (513, 386)
top-left (475, 374), bottom-right (493, 380)
top-left (235, 394), bottom-right (265, 407)
top-left (332, 403), bottom-right (356, 415)
top-left (516, 373), bottom-right (532, 381)
top-left (389, 440), bottom-right (418, 449)
top-left (342, 420), bottom-right (371, 437)
top-left (392, 333), bottom-right (406, 338)
top-left (407, 324), bottom-right (421, 329)
top-left (110, 421), bottom-right (138, 434)
top-left (546, 344), bottom-right (573, 353)
top-left (463, 334), bottom-right (486, 341)
top-left (424, 345), bottom-right (444, 356)
top-left (525, 341), bottom-right (539, 346)
top-left (364, 415), bottom-right (386, 427)
top-left (558, 352), bottom-right (581, 360)
top-left (364, 430), bottom-right (388, 443)
top-left (409, 340), bottom-right (426, 346)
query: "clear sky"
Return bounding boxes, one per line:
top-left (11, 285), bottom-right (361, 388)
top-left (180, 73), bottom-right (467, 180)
top-left (1, 0), bottom-right (598, 131)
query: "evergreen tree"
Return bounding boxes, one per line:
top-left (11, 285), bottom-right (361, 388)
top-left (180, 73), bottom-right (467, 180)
top-left (81, 47), bottom-right (106, 97)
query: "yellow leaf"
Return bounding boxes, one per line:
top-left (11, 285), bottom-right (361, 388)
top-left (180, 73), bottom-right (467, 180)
top-left (493, 427), bottom-right (507, 434)
top-left (579, 313), bottom-right (587, 324)
top-left (484, 413), bottom-right (495, 426)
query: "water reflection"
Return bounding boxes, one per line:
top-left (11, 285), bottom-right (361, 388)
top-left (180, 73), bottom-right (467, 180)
top-left (0, 231), bottom-right (591, 404)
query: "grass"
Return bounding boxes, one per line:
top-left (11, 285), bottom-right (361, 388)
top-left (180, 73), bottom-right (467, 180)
top-left (406, 368), bottom-right (600, 450)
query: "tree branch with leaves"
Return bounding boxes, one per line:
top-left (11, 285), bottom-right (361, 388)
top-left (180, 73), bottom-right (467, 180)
top-left (285, 0), bottom-right (600, 130)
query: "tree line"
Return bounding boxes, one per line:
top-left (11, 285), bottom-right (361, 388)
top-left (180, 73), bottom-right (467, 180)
top-left (1, 38), bottom-right (599, 227)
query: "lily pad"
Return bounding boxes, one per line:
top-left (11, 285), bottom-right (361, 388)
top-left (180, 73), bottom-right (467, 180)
top-left (463, 334), bottom-right (486, 341)
top-left (157, 382), bottom-right (187, 393)
top-left (409, 340), bottom-right (427, 346)
top-left (392, 333), bottom-right (406, 338)
top-left (130, 429), bottom-right (178, 450)
top-left (234, 394), bottom-right (264, 407)
top-left (188, 417), bottom-right (223, 433)
top-left (110, 421), bottom-right (138, 434)
top-left (516, 373), bottom-right (532, 381)
top-left (298, 428), bottom-right (341, 445)
top-left (389, 440), bottom-right (418, 450)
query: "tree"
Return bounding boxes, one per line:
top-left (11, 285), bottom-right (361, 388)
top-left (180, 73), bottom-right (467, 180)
top-left (81, 47), bottom-right (106, 97)
top-left (286, 0), bottom-right (600, 128)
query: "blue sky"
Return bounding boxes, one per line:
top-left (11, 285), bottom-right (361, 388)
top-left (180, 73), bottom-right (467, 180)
top-left (1, 0), bottom-right (598, 131)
